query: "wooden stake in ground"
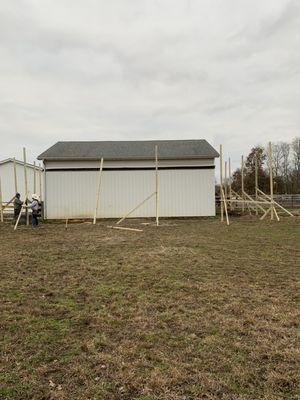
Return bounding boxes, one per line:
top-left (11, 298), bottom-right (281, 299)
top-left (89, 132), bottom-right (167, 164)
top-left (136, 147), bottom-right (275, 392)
top-left (0, 176), bottom-right (3, 222)
top-left (23, 148), bottom-right (29, 226)
top-left (13, 157), bottom-right (18, 194)
top-left (241, 155), bottom-right (245, 213)
top-left (93, 157), bottom-right (104, 225)
top-left (155, 145), bottom-right (159, 227)
top-left (219, 145), bottom-right (224, 222)
top-left (268, 142), bottom-right (274, 221)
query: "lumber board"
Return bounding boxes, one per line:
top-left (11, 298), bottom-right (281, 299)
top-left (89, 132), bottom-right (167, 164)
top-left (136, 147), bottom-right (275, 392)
top-left (107, 225), bottom-right (143, 232)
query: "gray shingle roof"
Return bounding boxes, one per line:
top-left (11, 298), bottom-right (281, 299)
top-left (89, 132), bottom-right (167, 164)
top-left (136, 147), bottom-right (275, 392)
top-left (38, 140), bottom-right (219, 161)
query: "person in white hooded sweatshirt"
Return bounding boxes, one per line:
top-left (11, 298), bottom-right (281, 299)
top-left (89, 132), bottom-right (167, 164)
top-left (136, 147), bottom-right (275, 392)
top-left (28, 194), bottom-right (40, 227)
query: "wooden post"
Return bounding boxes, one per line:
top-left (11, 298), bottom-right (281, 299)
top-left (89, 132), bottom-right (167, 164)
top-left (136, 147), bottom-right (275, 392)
top-left (269, 142), bottom-right (274, 220)
top-left (23, 147), bottom-right (29, 226)
top-left (241, 155), bottom-right (245, 213)
top-left (255, 154), bottom-right (258, 216)
top-left (228, 157), bottom-right (232, 203)
top-left (13, 157), bottom-right (18, 194)
top-left (224, 161), bottom-right (228, 200)
top-left (93, 158), bottom-right (104, 224)
top-left (155, 145), bottom-right (159, 227)
top-left (0, 175), bottom-right (3, 222)
top-left (38, 163), bottom-right (42, 200)
top-left (220, 145), bottom-right (224, 222)
top-left (33, 161), bottom-right (37, 193)
top-left (221, 187), bottom-right (229, 226)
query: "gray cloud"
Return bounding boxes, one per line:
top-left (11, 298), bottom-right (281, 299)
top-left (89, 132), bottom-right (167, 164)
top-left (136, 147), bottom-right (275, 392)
top-left (0, 0), bottom-right (299, 171)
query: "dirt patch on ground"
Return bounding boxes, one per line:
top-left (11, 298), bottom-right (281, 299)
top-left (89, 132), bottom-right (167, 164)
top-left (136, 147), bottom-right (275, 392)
top-left (0, 216), bottom-right (299, 399)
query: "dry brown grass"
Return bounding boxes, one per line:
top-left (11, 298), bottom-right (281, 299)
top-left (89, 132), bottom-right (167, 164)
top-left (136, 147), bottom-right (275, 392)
top-left (0, 216), bottom-right (299, 399)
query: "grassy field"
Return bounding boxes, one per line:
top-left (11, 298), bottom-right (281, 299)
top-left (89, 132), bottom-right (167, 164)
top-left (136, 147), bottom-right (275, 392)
top-left (0, 216), bottom-right (299, 400)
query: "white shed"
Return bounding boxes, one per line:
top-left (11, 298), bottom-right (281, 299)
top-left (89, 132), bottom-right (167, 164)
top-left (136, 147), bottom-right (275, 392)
top-left (0, 159), bottom-right (43, 203)
top-left (38, 140), bottom-right (219, 220)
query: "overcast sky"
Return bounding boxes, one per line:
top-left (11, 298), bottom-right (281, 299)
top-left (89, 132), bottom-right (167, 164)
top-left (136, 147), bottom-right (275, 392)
top-left (0, 0), bottom-right (299, 169)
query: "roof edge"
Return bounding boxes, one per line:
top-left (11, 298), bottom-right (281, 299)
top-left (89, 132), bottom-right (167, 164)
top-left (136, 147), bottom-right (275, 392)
top-left (40, 155), bottom-right (219, 161)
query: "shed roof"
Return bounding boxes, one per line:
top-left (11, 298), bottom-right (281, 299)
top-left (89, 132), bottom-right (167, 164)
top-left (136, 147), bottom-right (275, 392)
top-left (0, 158), bottom-right (42, 169)
top-left (38, 140), bottom-right (219, 161)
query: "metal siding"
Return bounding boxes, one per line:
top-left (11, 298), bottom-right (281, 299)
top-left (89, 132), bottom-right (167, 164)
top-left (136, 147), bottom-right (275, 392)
top-left (45, 168), bottom-right (215, 219)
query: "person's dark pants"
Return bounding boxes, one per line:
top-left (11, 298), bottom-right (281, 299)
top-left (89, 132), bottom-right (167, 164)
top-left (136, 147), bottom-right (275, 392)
top-left (32, 213), bottom-right (38, 227)
top-left (13, 209), bottom-right (21, 224)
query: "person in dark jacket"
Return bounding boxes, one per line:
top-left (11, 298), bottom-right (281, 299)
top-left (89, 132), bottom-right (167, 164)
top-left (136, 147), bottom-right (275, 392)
top-left (13, 193), bottom-right (23, 224)
top-left (28, 193), bottom-right (40, 227)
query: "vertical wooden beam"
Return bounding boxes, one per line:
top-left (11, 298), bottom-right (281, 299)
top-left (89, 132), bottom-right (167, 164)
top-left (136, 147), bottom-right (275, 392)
top-left (39, 163), bottom-right (42, 200)
top-left (0, 175), bottom-right (3, 222)
top-left (33, 161), bottom-right (37, 193)
top-left (228, 157), bottom-right (232, 198)
top-left (224, 161), bottom-right (228, 199)
top-left (269, 141), bottom-right (274, 220)
top-left (155, 145), bottom-right (159, 227)
top-left (93, 158), bottom-right (104, 224)
top-left (241, 155), bottom-right (245, 213)
top-left (254, 154), bottom-right (258, 216)
top-left (228, 157), bottom-right (232, 210)
top-left (23, 147), bottom-right (29, 226)
top-left (220, 145), bottom-right (224, 222)
top-left (13, 157), bottom-right (18, 194)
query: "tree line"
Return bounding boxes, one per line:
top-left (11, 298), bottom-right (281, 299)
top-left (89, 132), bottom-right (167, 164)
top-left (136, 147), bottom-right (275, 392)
top-left (231, 137), bottom-right (300, 194)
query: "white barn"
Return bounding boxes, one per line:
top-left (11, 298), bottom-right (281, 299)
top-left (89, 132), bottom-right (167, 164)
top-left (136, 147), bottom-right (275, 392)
top-left (38, 140), bottom-right (219, 220)
top-left (0, 158), bottom-right (43, 203)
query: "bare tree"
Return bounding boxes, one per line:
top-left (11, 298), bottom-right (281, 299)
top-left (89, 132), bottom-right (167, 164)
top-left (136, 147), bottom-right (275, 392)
top-left (291, 137), bottom-right (300, 192)
top-left (279, 142), bottom-right (290, 193)
top-left (271, 143), bottom-right (283, 178)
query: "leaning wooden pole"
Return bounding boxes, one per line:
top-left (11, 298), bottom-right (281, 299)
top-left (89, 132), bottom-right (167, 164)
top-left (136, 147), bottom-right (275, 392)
top-left (23, 147), bottom-right (29, 226)
top-left (221, 187), bottom-right (229, 226)
top-left (219, 145), bottom-right (224, 222)
top-left (93, 157), bottom-right (104, 225)
top-left (155, 145), bottom-right (159, 227)
top-left (14, 202), bottom-right (26, 231)
top-left (269, 142), bottom-right (274, 221)
top-left (116, 192), bottom-right (156, 225)
top-left (241, 155), bottom-right (245, 213)
top-left (13, 157), bottom-right (18, 194)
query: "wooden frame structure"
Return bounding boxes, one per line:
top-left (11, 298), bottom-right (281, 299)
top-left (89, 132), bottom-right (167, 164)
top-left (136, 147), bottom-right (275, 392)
top-left (0, 148), bottom-right (43, 229)
top-left (219, 142), bottom-right (294, 225)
